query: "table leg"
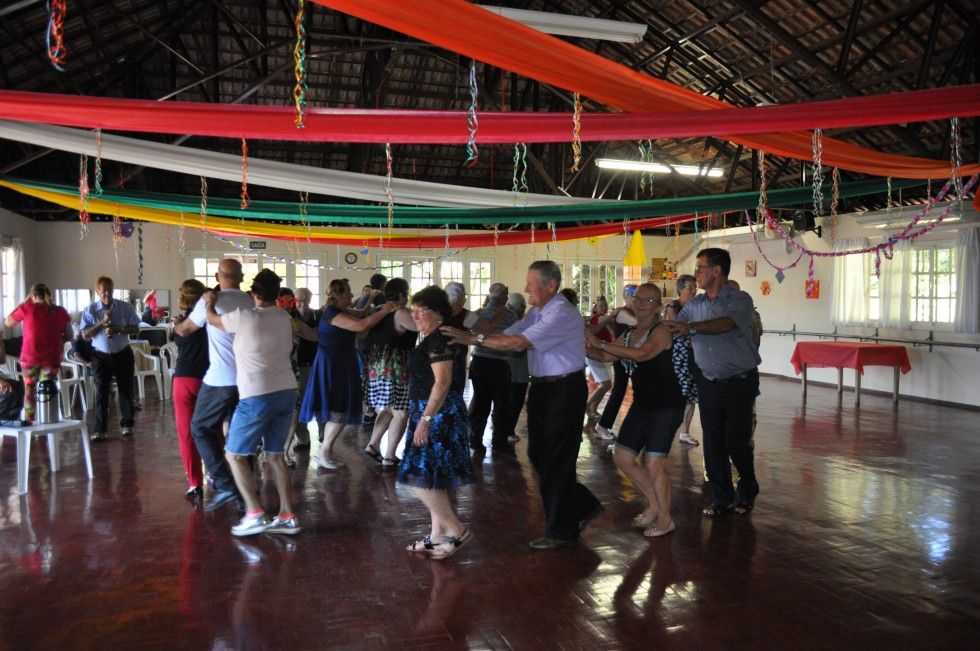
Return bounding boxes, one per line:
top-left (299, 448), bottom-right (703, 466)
top-left (47, 433), bottom-right (61, 473)
top-left (837, 368), bottom-right (843, 399)
top-left (802, 363), bottom-right (808, 402)
top-left (17, 431), bottom-right (30, 495)
top-left (80, 425), bottom-right (93, 479)
top-left (893, 367), bottom-right (900, 405)
top-left (855, 371), bottom-right (862, 407)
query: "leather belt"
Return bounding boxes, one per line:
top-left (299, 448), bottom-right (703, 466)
top-left (529, 370), bottom-right (583, 384)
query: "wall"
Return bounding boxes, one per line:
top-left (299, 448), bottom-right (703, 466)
top-left (8, 209), bottom-right (978, 407)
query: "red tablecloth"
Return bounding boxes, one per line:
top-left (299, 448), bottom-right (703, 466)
top-left (790, 342), bottom-right (912, 375)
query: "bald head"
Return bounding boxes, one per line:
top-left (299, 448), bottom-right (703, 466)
top-left (216, 259), bottom-right (244, 289)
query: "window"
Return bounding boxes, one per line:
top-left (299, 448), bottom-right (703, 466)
top-left (193, 257), bottom-right (221, 287)
top-left (910, 245), bottom-right (956, 325)
top-left (56, 289), bottom-right (94, 316)
top-left (468, 261), bottom-right (491, 310)
top-left (407, 261), bottom-right (433, 296)
top-left (378, 259), bottom-right (404, 281)
top-left (439, 260), bottom-right (464, 285)
top-left (294, 259), bottom-right (321, 309)
top-left (623, 265), bottom-right (644, 287)
top-left (0, 243), bottom-right (23, 320)
top-left (569, 263), bottom-right (618, 314)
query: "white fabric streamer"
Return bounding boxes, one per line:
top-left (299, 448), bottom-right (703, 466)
top-left (0, 121), bottom-right (597, 208)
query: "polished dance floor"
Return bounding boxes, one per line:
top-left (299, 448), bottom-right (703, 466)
top-left (0, 376), bottom-right (977, 649)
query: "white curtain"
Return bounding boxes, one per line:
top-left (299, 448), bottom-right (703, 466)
top-left (0, 236), bottom-right (25, 337)
top-left (877, 238), bottom-right (913, 329)
top-left (830, 237), bottom-right (870, 326)
top-left (954, 226), bottom-right (980, 333)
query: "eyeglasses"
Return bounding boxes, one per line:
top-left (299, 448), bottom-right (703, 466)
top-left (410, 306), bottom-right (432, 316)
top-left (694, 265), bottom-right (715, 274)
top-left (634, 296), bottom-right (659, 303)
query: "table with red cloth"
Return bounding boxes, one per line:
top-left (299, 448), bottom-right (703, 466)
top-left (790, 341), bottom-right (912, 406)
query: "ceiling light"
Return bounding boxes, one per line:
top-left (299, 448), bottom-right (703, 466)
top-left (595, 158), bottom-right (724, 178)
top-left (477, 5), bottom-right (648, 43)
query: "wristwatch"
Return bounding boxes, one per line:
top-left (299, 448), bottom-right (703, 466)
top-left (421, 414), bottom-right (433, 422)
top-left (689, 326), bottom-right (699, 336)
top-left (600, 341), bottom-right (608, 350)
top-left (476, 333), bottom-right (486, 345)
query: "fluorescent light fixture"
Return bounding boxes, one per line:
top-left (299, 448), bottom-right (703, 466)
top-left (477, 5), bottom-right (648, 43)
top-left (855, 201), bottom-right (979, 229)
top-left (596, 158), bottom-right (724, 178)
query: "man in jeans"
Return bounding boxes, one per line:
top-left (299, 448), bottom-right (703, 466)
top-left (205, 269), bottom-right (299, 536)
top-left (79, 276), bottom-right (141, 441)
top-left (173, 259), bottom-right (253, 512)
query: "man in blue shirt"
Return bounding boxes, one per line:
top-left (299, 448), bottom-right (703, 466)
top-left (665, 248), bottom-right (762, 517)
top-left (79, 276), bottom-right (141, 441)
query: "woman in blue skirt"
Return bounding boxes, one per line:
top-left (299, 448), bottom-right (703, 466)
top-left (399, 286), bottom-right (474, 560)
top-left (301, 278), bottom-right (396, 470)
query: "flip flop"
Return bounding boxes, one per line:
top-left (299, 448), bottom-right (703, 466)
top-left (406, 535), bottom-right (436, 553)
top-left (643, 521), bottom-right (676, 538)
top-left (632, 512), bottom-right (659, 528)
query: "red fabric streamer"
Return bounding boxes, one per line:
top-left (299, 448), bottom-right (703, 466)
top-left (0, 87), bottom-right (977, 146)
top-left (310, 0), bottom-right (978, 179)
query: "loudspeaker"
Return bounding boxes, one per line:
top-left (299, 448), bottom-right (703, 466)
top-left (792, 211), bottom-right (815, 232)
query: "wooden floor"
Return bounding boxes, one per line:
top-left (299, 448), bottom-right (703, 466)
top-left (0, 376), bottom-right (977, 649)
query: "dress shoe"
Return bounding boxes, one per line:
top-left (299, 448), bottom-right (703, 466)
top-left (204, 488), bottom-right (240, 512)
top-left (578, 503), bottom-right (605, 533)
top-left (529, 537), bottom-right (576, 551)
top-left (490, 444), bottom-right (517, 458)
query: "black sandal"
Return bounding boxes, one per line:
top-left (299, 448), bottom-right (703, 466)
top-left (702, 503), bottom-right (735, 517)
top-left (429, 529), bottom-right (473, 560)
top-left (406, 535), bottom-right (436, 553)
top-left (734, 502), bottom-right (754, 514)
top-left (363, 445), bottom-right (382, 463)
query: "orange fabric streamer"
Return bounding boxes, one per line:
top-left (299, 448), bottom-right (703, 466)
top-left (311, 0), bottom-right (977, 179)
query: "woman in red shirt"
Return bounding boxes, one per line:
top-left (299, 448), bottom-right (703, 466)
top-left (4, 283), bottom-right (72, 421)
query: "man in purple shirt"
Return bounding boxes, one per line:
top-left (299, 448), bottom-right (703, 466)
top-left (442, 261), bottom-right (603, 550)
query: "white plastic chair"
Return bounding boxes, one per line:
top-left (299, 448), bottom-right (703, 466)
top-left (158, 342), bottom-right (178, 401)
top-left (61, 341), bottom-right (92, 413)
top-left (133, 347), bottom-right (164, 403)
top-left (1, 355), bottom-right (22, 379)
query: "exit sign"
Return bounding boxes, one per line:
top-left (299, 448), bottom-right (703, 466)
top-left (248, 241), bottom-right (267, 250)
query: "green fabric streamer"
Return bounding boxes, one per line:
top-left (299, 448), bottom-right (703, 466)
top-left (5, 176), bottom-right (922, 227)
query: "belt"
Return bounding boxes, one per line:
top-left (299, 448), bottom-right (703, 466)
top-left (529, 370), bottom-right (583, 384)
top-left (703, 369), bottom-right (757, 385)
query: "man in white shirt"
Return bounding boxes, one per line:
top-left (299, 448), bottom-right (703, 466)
top-left (205, 269), bottom-right (299, 536)
top-left (172, 259), bottom-right (253, 512)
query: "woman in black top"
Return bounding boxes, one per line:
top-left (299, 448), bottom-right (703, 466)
top-left (171, 279), bottom-right (209, 499)
top-left (586, 283), bottom-right (686, 538)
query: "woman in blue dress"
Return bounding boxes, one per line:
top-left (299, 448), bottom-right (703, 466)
top-left (399, 286), bottom-right (474, 560)
top-left (300, 278), bottom-right (396, 470)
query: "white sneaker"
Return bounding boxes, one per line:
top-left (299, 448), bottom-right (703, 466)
top-left (678, 432), bottom-right (699, 446)
top-left (232, 512), bottom-right (271, 537)
top-left (313, 454), bottom-right (346, 470)
top-left (265, 515), bottom-right (301, 535)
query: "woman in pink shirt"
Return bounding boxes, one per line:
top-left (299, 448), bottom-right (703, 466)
top-left (4, 283), bottom-right (72, 421)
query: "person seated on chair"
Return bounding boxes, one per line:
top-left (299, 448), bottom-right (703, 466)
top-left (0, 372), bottom-right (27, 422)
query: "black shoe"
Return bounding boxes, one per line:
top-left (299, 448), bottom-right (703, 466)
top-left (204, 489), bottom-right (239, 512)
top-left (491, 444), bottom-right (517, 458)
top-left (185, 486), bottom-right (203, 501)
top-left (578, 503), bottom-right (605, 533)
top-left (529, 537), bottom-right (576, 551)
top-left (293, 442), bottom-right (310, 452)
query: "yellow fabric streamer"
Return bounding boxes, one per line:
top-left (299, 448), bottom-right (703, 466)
top-left (623, 230), bottom-right (646, 266)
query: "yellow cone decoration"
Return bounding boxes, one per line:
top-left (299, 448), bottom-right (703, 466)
top-left (623, 230), bottom-right (646, 267)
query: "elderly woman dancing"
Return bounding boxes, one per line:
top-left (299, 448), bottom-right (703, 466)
top-left (586, 282), bottom-right (687, 538)
top-left (399, 286), bottom-right (474, 559)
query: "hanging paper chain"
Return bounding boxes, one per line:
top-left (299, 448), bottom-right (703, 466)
top-left (177, 210), bottom-right (186, 257)
top-left (45, 0), bottom-right (68, 71)
top-left (292, 0), bottom-right (308, 128)
top-left (811, 128), bottom-right (823, 217)
top-left (240, 137), bottom-right (250, 209)
top-left (137, 222), bottom-right (144, 285)
top-left (78, 154), bottom-right (90, 239)
top-left (512, 142), bottom-right (528, 208)
top-left (830, 167), bottom-right (840, 243)
top-left (748, 174), bottom-right (978, 279)
top-left (200, 175), bottom-right (208, 256)
top-left (464, 59), bottom-right (479, 168)
top-left (384, 142), bottom-right (394, 238)
top-left (638, 140), bottom-right (655, 196)
top-left (570, 92), bottom-right (583, 172)
top-left (299, 190), bottom-right (311, 260)
top-left (951, 117), bottom-right (963, 200)
top-left (111, 211), bottom-right (122, 271)
top-left (93, 129), bottom-right (103, 196)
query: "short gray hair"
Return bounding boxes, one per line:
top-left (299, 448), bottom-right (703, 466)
top-left (528, 260), bottom-right (561, 286)
top-left (675, 274), bottom-right (696, 296)
top-left (444, 281), bottom-right (466, 304)
top-left (506, 292), bottom-right (526, 318)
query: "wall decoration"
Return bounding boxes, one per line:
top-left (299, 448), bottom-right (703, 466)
top-left (805, 280), bottom-right (820, 299)
top-left (745, 259), bottom-right (757, 277)
top-left (760, 280), bottom-right (772, 296)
